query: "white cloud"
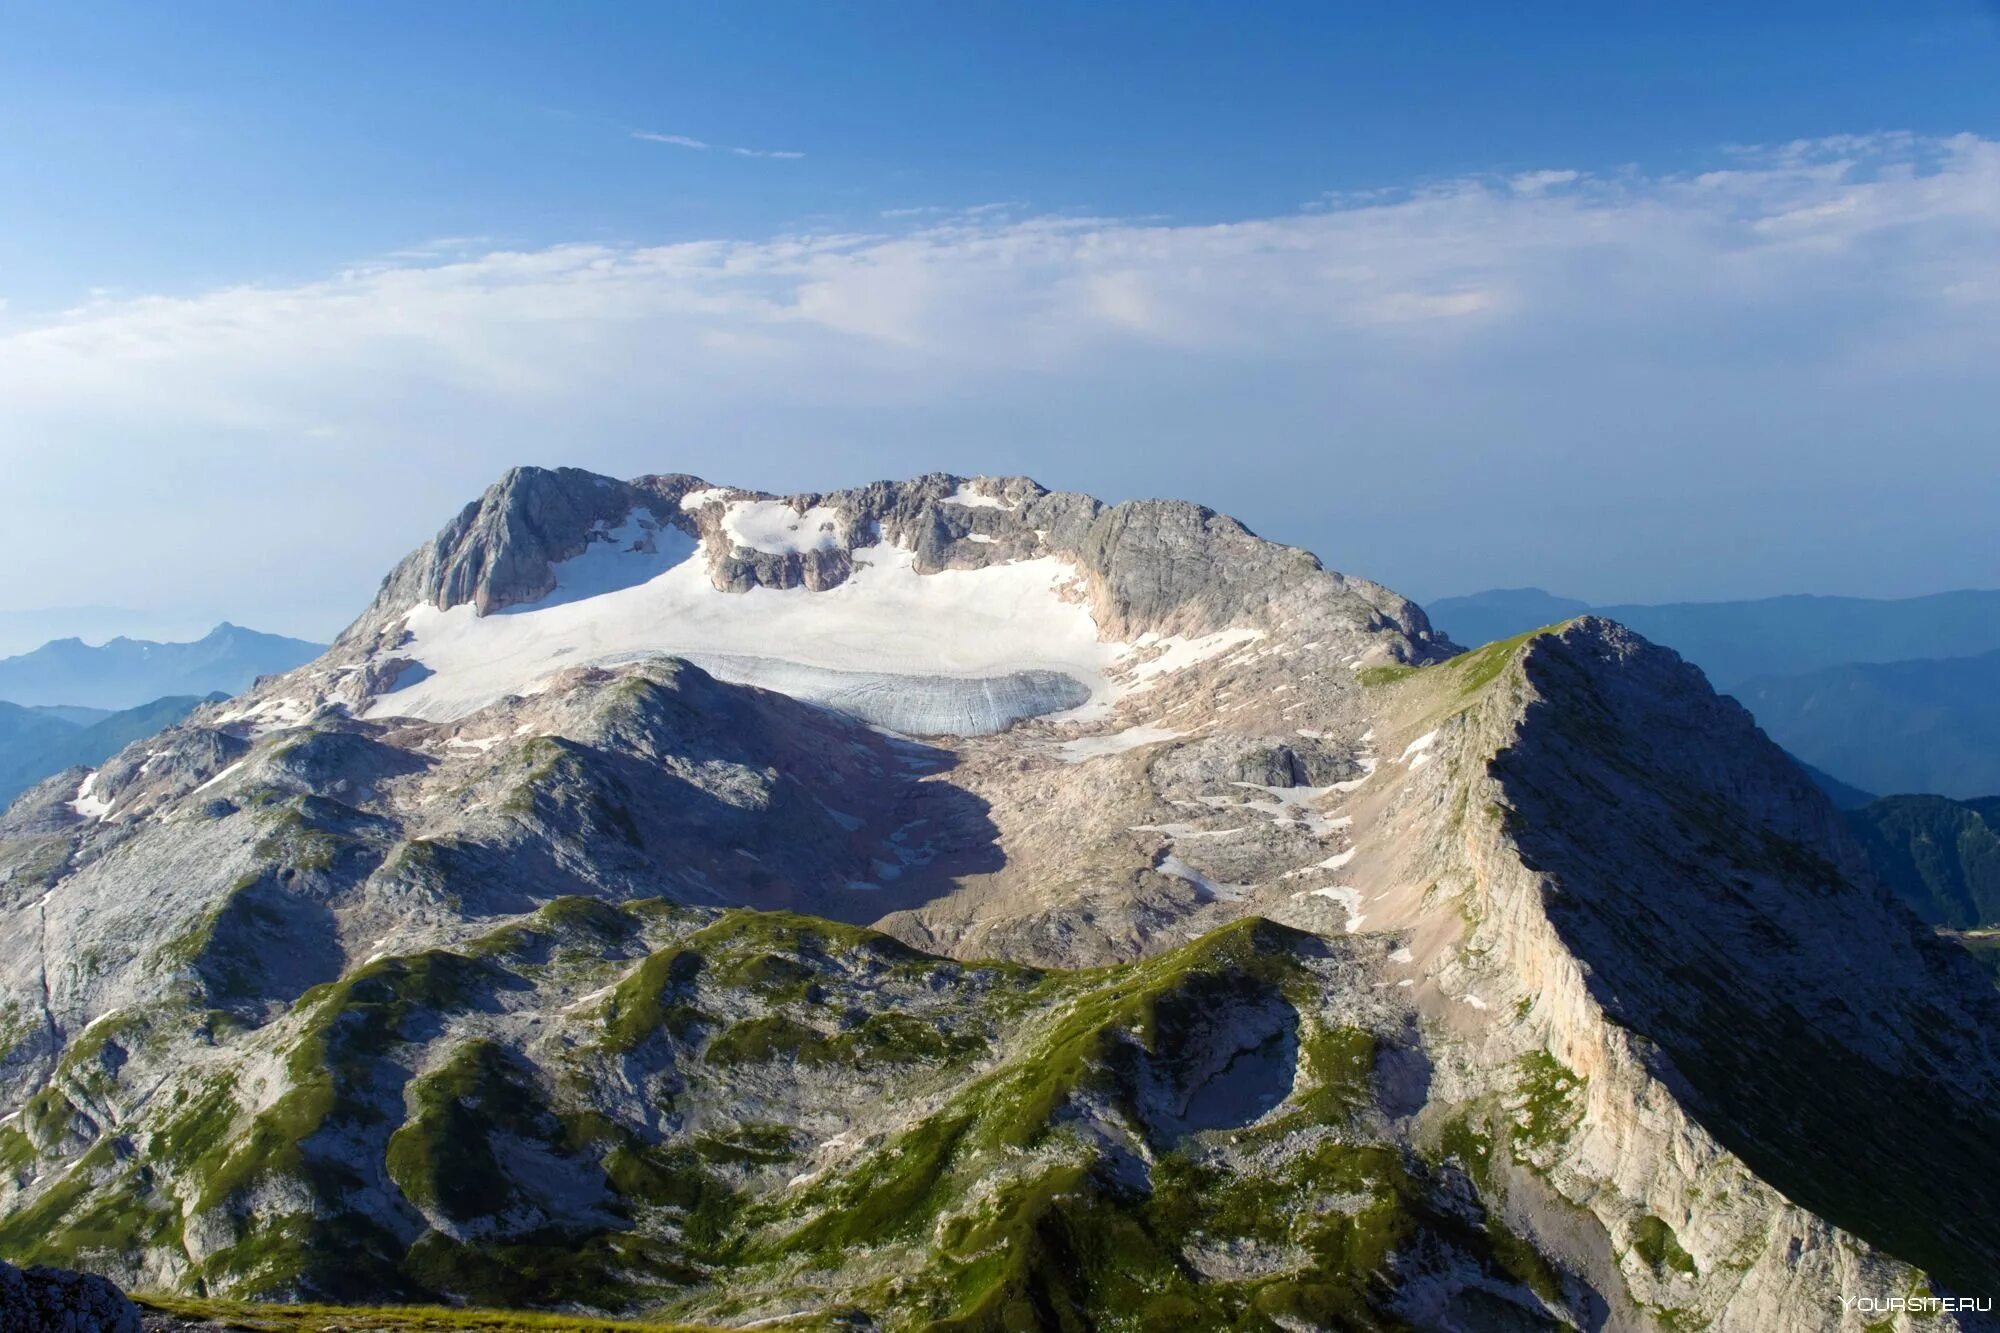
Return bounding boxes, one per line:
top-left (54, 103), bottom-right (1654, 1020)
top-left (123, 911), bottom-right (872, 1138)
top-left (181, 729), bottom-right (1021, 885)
top-left (634, 130), bottom-right (803, 159)
top-left (1, 132), bottom-right (1996, 633)
top-left (633, 131), bottom-right (710, 150)
top-left (1509, 169), bottom-right (1580, 195)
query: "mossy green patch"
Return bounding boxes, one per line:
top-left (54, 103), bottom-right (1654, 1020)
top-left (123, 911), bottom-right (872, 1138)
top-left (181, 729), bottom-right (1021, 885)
top-left (21, 1084), bottom-right (83, 1152)
top-left (1359, 622), bottom-right (1572, 700)
top-left (386, 1040), bottom-right (547, 1222)
top-left (1631, 1214), bottom-right (1697, 1278)
top-left (963, 917), bottom-right (1313, 1154)
top-left (469, 894), bottom-right (645, 962)
top-left (601, 946), bottom-right (707, 1053)
top-left (683, 908), bottom-right (927, 966)
top-left (133, 1293), bottom-right (738, 1331)
top-left (400, 1229), bottom-right (707, 1314)
top-left (1437, 1113), bottom-right (1498, 1192)
top-left (144, 1074), bottom-right (240, 1173)
top-left (1290, 1024), bottom-right (1378, 1125)
top-left (836, 1011), bottom-right (986, 1065)
top-left (0, 1000), bottom-right (41, 1065)
top-left (758, 918), bottom-right (1326, 1272)
top-left (1446, 626), bottom-right (1557, 696)
top-left (1510, 1050), bottom-right (1585, 1154)
top-left (702, 1010), bottom-right (985, 1069)
top-left (0, 1125), bottom-right (34, 1177)
top-left (719, 950), bottom-right (819, 1002)
top-left (0, 1139), bottom-right (183, 1269)
top-left (1357, 662), bottom-right (1421, 688)
top-left (911, 1133), bottom-right (1558, 1331)
top-left (688, 1124), bottom-right (800, 1167)
top-left (188, 949), bottom-right (501, 1299)
top-left (703, 1014), bottom-right (831, 1067)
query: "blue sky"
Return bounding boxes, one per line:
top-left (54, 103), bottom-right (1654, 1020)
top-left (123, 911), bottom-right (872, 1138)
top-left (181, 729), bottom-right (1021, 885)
top-left (2, 2), bottom-right (1998, 641)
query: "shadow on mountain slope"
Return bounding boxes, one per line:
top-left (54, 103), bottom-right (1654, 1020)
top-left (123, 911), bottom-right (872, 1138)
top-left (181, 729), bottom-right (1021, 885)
top-left (1497, 625), bottom-right (2000, 1297)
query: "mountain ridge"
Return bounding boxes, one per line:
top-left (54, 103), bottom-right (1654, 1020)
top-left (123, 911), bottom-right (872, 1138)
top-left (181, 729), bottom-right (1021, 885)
top-left (1735, 649), bottom-right (2000, 800)
top-left (0, 623), bottom-right (324, 711)
top-left (1427, 586), bottom-right (2000, 687)
top-left (0, 468), bottom-right (1994, 1329)
top-left (0, 694), bottom-right (223, 807)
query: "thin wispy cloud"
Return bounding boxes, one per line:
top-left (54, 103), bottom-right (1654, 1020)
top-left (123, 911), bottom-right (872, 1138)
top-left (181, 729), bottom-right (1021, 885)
top-left (633, 131), bottom-right (710, 150)
top-left (632, 129), bottom-right (803, 159)
top-left (1, 133), bottom-right (1995, 629)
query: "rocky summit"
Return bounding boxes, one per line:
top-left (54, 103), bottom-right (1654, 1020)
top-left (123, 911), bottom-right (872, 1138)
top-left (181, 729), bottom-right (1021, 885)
top-left (1, 467), bottom-right (1997, 1332)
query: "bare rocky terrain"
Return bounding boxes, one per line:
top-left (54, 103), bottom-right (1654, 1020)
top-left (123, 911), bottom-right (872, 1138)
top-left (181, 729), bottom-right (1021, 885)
top-left (0, 467), bottom-right (1995, 1331)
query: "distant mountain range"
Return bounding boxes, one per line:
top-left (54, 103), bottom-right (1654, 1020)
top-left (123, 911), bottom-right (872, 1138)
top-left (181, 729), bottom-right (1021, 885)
top-left (1848, 793), bottom-right (2000, 931)
top-left (1737, 650), bottom-right (2000, 800)
top-left (1845, 793), bottom-right (2000, 985)
top-left (0, 622), bottom-right (323, 710)
top-left (1426, 587), bottom-right (2000, 798)
top-left (0, 694), bottom-right (221, 806)
top-left (1425, 587), bottom-right (2000, 687)
top-left (0, 606), bottom-right (217, 659)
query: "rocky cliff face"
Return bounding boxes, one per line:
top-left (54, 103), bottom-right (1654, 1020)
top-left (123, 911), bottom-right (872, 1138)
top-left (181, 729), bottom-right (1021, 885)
top-left (0, 470), bottom-right (1993, 1331)
top-left (1343, 621), bottom-right (2000, 1330)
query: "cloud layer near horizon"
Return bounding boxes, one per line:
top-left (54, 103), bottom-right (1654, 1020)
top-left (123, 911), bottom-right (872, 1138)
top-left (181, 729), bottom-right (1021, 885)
top-left (2, 132), bottom-right (1996, 637)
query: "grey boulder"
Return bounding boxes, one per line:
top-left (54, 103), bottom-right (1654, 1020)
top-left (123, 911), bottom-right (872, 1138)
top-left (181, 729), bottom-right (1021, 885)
top-left (0, 1260), bottom-right (141, 1332)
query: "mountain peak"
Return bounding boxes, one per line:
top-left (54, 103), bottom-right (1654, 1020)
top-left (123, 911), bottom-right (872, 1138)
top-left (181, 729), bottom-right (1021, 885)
top-left (0, 624), bottom-right (325, 711)
top-left (284, 467), bottom-right (1447, 733)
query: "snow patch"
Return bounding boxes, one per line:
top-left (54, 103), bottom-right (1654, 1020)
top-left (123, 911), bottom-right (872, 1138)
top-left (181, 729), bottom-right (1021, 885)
top-left (1158, 855), bottom-right (1252, 902)
top-left (1131, 822), bottom-right (1246, 839)
top-left (1330, 755), bottom-right (1380, 792)
top-left (678, 487), bottom-right (732, 511)
top-left (533, 509), bottom-right (694, 606)
top-left (1290, 884), bottom-right (1363, 933)
top-left (192, 760), bottom-right (246, 794)
top-left (1398, 729), bottom-right (1440, 763)
top-left (69, 771), bottom-right (111, 820)
top-left (1119, 628), bottom-right (1266, 690)
top-left (1058, 723), bottom-right (1182, 763)
top-left (363, 525), bottom-right (1277, 739)
top-left (722, 499), bottom-right (843, 555)
top-left (80, 1007), bottom-right (126, 1034)
top-left (1215, 782), bottom-right (1346, 838)
top-left (211, 694), bottom-right (312, 736)
top-left (369, 543), bottom-right (1122, 731)
top-left (940, 483), bottom-right (1011, 510)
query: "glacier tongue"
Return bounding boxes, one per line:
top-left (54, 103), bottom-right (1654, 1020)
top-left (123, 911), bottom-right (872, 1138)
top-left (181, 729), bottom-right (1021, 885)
top-left (365, 540), bottom-right (1122, 731)
top-left (673, 654), bottom-right (1090, 736)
